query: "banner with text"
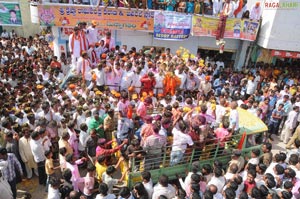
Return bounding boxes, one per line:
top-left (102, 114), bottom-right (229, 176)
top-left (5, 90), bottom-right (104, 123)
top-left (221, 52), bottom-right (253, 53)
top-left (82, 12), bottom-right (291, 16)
top-left (0, 2), bottom-right (22, 26)
top-left (154, 11), bottom-right (192, 40)
top-left (192, 16), bottom-right (259, 41)
top-left (37, 5), bottom-right (154, 31)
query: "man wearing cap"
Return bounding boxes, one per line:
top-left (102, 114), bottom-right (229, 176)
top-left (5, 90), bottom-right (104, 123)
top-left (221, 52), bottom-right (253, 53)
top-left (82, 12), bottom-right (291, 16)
top-left (249, 2), bottom-right (261, 21)
top-left (0, 147), bottom-right (23, 199)
top-left (199, 76), bottom-right (212, 96)
top-left (86, 20), bottom-right (99, 46)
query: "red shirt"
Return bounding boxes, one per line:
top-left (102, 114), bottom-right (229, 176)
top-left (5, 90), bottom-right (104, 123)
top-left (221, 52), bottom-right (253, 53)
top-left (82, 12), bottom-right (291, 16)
top-left (244, 180), bottom-right (256, 193)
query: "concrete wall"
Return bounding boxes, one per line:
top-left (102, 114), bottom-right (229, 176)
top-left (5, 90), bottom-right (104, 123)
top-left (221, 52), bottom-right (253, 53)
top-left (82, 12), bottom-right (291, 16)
top-left (115, 30), bottom-right (240, 55)
top-left (1, 0), bottom-right (40, 37)
top-left (257, 0), bottom-right (300, 51)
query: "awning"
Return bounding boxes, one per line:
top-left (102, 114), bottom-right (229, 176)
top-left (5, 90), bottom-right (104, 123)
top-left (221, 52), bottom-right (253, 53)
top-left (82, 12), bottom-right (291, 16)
top-left (271, 50), bottom-right (300, 59)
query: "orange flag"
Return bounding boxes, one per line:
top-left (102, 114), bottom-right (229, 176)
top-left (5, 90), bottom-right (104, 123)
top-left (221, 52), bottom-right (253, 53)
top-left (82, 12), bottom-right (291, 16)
top-left (237, 132), bottom-right (246, 150)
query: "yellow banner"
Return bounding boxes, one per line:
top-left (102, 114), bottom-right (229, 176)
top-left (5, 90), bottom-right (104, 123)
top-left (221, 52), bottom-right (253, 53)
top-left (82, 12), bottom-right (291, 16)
top-left (192, 16), bottom-right (258, 41)
top-left (38, 5), bottom-right (154, 31)
top-left (192, 16), bottom-right (240, 39)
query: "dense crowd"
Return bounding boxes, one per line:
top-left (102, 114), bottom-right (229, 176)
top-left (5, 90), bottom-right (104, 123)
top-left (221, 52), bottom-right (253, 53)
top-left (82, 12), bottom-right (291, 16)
top-left (0, 22), bottom-right (300, 199)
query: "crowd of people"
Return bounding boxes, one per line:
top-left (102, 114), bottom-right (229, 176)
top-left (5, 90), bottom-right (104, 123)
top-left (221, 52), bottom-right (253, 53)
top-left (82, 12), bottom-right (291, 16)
top-left (38, 0), bottom-right (261, 21)
top-left (1, 21), bottom-right (300, 199)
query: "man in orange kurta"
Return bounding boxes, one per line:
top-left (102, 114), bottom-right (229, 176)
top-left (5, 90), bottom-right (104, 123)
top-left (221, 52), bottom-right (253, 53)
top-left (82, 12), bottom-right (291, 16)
top-left (163, 72), bottom-right (181, 96)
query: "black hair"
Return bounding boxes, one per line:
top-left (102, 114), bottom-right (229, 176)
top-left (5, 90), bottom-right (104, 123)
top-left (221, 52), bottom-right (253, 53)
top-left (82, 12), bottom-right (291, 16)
top-left (283, 181), bottom-right (293, 189)
top-left (214, 167), bottom-right (223, 178)
top-left (250, 187), bottom-right (261, 198)
top-left (59, 147), bottom-right (67, 156)
top-left (274, 164), bottom-right (284, 175)
top-left (252, 148), bottom-right (260, 157)
top-left (31, 131), bottom-right (40, 139)
top-left (257, 163), bottom-right (267, 173)
top-left (65, 153), bottom-right (74, 163)
top-left (203, 190), bottom-right (213, 199)
top-left (239, 192), bottom-right (249, 199)
top-left (285, 168), bottom-right (296, 178)
top-left (279, 152), bottom-right (287, 162)
top-left (228, 180), bottom-right (238, 191)
top-left (295, 139), bottom-right (300, 148)
top-left (191, 174), bottom-right (201, 184)
top-left (119, 187), bottom-right (131, 198)
top-left (133, 182), bottom-right (149, 199)
top-left (87, 163), bottom-right (96, 172)
top-left (202, 164), bottom-right (212, 173)
top-left (106, 165), bottom-right (116, 175)
top-left (49, 177), bottom-right (60, 187)
top-left (141, 171), bottom-right (151, 182)
top-left (289, 154), bottom-right (299, 165)
top-left (248, 169), bottom-right (257, 178)
top-left (263, 142), bottom-right (272, 151)
top-left (259, 185), bottom-right (269, 197)
top-left (224, 187), bottom-right (236, 199)
top-left (98, 183), bottom-right (109, 196)
top-left (158, 195), bottom-right (168, 199)
top-left (281, 191), bottom-right (292, 199)
top-left (62, 168), bottom-right (72, 182)
top-left (159, 174), bottom-right (169, 187)
top-left (97, 155), bottom-right (106, 164)
top-left (44, 150), bottom-right (52, 157)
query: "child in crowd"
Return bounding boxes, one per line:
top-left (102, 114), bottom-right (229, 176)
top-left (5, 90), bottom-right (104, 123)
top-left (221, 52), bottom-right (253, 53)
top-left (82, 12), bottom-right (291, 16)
top-left (83, 163), bottom-right (98, 199)
top-left (45, 150), bottom-right (60, 192)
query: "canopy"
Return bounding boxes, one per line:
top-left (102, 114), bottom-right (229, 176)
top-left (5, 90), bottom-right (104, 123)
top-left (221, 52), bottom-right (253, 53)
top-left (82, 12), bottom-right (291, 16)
top-left (237, 107), bottom-right (268, 134)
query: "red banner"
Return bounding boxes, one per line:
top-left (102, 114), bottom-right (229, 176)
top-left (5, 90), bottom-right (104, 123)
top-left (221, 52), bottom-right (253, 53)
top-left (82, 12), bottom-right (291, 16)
top-left (271, 50), bottom-right (300, 59)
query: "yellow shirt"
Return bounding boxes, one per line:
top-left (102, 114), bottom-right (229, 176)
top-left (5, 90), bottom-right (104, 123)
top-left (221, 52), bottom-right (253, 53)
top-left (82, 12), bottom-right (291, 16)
top-left (95, 162), bottom-right (107, 182)
top-left (45, 158), bottom-right (54, 175)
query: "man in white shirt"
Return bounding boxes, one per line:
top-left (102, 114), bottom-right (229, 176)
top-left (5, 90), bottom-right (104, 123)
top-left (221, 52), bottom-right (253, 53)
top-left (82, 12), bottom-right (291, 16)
top-left (250, 1), bottom-right (261, 21)
top-left (170, 120), bottom-right (194, 166)
top-left (120, 63), bottom-right (134, 91)
top-left (77, 52), bottom-right (92, 86)
top-left (86, 20), bottom-right (99, 46)
top-left (92, 63), bottom-right (105, 91)
top-left (1, 30), bottom-right (9, 38)
top-left (142, 171), bottom-right (154, 199)
top-left (30, 131), bottom-right (47, 186)
top-left (152, 175), bottom-right (176, 199)
top-left (281, 106), bottom-right (299, 144)
top-left (213, 0), bottom-right (223, 16)
top-left (69, 26), bottom-right (84, 66)
top-left (207, 167), bottom-right (226, 193)
top-left (229, 101), bottom-right (239, 134)
top-left (175, 67), bottom-right (187, 90)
